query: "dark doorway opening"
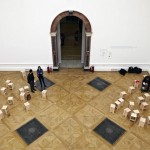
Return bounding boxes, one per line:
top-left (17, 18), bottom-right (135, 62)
top-left (60, 16), bottom-right (83, 68)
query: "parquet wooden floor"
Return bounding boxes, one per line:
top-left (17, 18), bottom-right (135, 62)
top-left (0, 69), bottom-right (150, 150)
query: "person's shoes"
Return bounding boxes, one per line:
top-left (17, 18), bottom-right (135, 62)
top-left (34, 89), bottom-right (36, 91)
top-left (31, 91), bottom-right (35, 93)
top-left (44, 85), bottom-right (47, 87)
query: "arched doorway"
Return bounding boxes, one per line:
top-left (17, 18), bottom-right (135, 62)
top-left (50, 10), bottom-right (92, 70)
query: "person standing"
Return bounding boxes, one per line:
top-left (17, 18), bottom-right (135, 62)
top-left (37, 66), bottom-right (46, 88)
top-left (27, 69), bottom-right (36, 93)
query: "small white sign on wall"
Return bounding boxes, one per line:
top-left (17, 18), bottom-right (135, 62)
top-left (108, 51), bottom-right (112, 59)
top-left (100, 49), bottom-right (108, 57)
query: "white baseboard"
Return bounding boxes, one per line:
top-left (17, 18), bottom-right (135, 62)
top-left (0, 63), bottom-right (149, 73)
top-left (90, 63), bottom-right (150, 73)
top-left (0, 64), bottom-right (53, 71)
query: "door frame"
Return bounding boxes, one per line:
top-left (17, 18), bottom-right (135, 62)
top-left (50, 10), bottom-right (92, 70)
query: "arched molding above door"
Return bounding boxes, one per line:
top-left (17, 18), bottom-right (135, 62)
top-left (51, 11), bottom-right (91, 33)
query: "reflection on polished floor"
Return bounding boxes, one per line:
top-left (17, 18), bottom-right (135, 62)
top-left (0, 69), bottom-right (150, 149)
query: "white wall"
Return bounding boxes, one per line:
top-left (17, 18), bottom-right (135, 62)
top-left (0, 0), bottom-right (150, 71)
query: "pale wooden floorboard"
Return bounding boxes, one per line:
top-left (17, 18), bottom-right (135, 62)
top-left (0, 69), bottom-right (150, 150)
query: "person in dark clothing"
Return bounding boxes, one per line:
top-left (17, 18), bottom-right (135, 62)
top-left (37, 66), bottom-right (46, 89)
top-left (27, 69), bottom-right (36, 93)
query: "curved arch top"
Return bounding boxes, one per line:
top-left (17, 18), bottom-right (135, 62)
top-left (51, 10), bottom-right (92, 32)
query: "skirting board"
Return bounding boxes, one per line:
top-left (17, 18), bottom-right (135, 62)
top-left (0, 64), bottom-right (53, 71)
top-left (0, 63), bottom-right (149, 74)
top-left (90, 63), bottom-right (150, 74)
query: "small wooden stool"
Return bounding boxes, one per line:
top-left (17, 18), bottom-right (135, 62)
top-left (5, 80), bottom-right (11, 87)
top-left (8, 97), bottom-right (14, 105)
top-left (123, 108), bottom-right (131, 118)
top-left (114, 100), bottom-right (121, 110)
top-left (143, 93), bottom-right (150, 102)
top-left (42, 90), bottom-right (47, 99)
top-left (120, 91), bottom-right (127, 99)
top-left (20, 92), bottom-right (26, 101)
top-left (138, 117), bottom-right (146, 127)
top-left (129, 101), bottom-right (135, 110)
top-left (19, 88), bottom-right (24, 94)
top-left (130, 112), bottom-right (137, 122)
top-left (140, 102), bottom-right (148, 111)
top-left (8, 83), bottom-right (14, 90)
top-left (118, 98), bottom-right (124, 106)
top-left (147, 116), bottom-right (150, 125)
top-left (0, 110), bottom-right (4, 120)
top-left (1, 105), bottom-right (9, 115)
top-left (21, 71), bottom-right (27, 80)
top-left (128, 86), bottom-right (135, 94)
top-left (133, 109), bottom-right (140, 118)
top-left (110, 104), bottom-right (116, 113)
top-left (1, 87), bottom-right (7, 95)
top-left (137, 96), bottom-right (145, 105)
top-left (24, 102), bottom-right (30, 111)
top-left (24, 86), bottom-right (30, 92)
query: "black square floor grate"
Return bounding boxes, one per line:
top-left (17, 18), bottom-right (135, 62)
top-left (16, 118), bottom-right (48, 145)
top-left (93, 118), bottom-right (126, 145)
top-left (88, 77), bottom-right (110, 91)
top-left (35, 77), bottom-right (55, 91)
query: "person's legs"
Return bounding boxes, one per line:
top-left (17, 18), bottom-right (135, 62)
top-left (41, 76), bottom-right (46, 87)
top-left (30, 81), bottom-right (35, 92)
top-left (39, 77), bottom-right (42, 87)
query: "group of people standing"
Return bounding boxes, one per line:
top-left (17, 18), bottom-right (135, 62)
top-left (27, 66), bottom-right (46, 93)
